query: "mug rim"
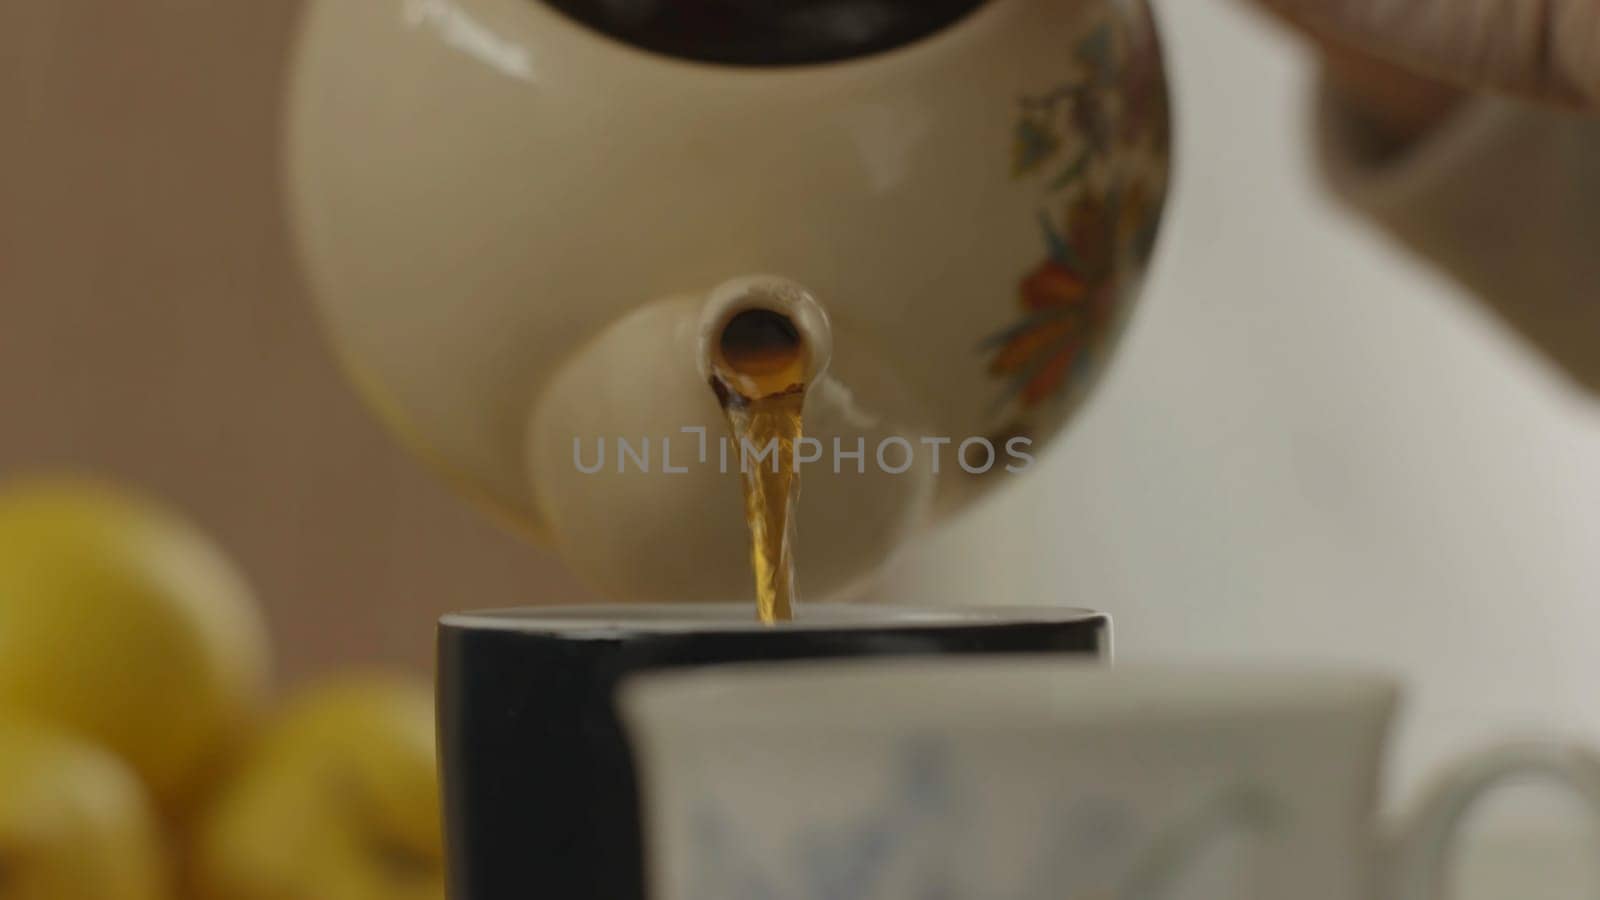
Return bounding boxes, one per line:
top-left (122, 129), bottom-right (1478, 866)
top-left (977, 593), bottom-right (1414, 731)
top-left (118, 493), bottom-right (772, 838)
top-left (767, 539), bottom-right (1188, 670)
top-left (440, 604), bottom-right (1106, 638)
top-left (620, 658), bottom-right (1400, 734)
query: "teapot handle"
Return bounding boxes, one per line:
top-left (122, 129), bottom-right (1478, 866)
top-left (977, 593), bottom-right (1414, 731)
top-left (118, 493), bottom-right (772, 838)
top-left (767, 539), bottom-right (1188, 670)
top-left (1386, 741), bottom-right (1600, 900)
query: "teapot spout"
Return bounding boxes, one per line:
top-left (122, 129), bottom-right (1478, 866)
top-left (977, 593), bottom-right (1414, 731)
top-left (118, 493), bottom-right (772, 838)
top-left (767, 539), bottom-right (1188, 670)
top-left (523, 278), bottom-right (837, 605)
top-left (696, 276), bottom-right (833, 400)
top-left (525, 275), bottom-right (932, 606)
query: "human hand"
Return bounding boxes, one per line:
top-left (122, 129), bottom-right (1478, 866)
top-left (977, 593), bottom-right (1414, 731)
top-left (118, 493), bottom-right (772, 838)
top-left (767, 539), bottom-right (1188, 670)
top-left (1255, 0), bottom-right (1600, 108)
top-left (1248, 0), bottom-right (1599, 153)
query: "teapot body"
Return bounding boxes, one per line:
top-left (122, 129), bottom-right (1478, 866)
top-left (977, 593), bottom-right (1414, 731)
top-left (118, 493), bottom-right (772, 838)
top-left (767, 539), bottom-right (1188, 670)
top-left (287, 0), bottom-right (1170, 602)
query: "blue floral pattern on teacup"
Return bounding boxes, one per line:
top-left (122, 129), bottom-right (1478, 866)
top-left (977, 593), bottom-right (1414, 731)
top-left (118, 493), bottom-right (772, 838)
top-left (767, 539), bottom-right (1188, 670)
top-left (681, 738), bottom-right (1282, 900)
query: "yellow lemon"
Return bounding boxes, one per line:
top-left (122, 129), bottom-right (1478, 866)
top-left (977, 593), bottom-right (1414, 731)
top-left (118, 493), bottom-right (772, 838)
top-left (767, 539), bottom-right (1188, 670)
top-left (0, 475), bottom-right (271, 811)
top-left (192, 675), bottom-right (442, 900)
top-left (0, 718), bottom-right (168, 900)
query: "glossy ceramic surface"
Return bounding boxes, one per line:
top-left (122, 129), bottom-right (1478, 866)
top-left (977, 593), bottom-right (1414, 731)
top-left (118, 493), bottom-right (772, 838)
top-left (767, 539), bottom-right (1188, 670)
top-left (623, 662), bottom-right (1600, 900)
top-left (287, 0), bottom-right (1171, 602)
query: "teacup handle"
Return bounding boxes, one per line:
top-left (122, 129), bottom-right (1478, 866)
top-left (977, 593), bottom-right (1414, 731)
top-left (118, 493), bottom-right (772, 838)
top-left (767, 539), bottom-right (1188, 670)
top-left (1386, 741), bottom-right (1600, 900)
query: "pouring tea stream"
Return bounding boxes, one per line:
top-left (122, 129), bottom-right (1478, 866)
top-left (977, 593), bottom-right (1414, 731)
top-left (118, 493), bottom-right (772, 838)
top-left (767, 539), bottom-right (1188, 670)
top-left (700, 278), bottom-right (832, 623)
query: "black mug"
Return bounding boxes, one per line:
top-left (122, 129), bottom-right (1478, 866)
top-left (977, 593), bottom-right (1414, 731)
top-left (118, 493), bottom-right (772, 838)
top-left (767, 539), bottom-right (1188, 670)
top-left (437, 604), bottom-right (1109, 900)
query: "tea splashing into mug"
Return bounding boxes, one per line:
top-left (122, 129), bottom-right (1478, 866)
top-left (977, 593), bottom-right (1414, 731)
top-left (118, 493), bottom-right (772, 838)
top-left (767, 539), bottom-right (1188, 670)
top-left (711, 309), bottom-right (810, 625)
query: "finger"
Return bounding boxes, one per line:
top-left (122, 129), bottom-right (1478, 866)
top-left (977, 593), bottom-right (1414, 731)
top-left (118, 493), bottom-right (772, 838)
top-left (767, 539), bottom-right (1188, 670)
top-left (1257, 0), bottom-right (1600, 109)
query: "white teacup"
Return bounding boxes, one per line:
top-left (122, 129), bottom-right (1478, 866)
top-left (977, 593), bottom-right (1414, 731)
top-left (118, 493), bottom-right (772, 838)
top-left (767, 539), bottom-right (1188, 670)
top-left (620, 660), bottom-right (1600, 900)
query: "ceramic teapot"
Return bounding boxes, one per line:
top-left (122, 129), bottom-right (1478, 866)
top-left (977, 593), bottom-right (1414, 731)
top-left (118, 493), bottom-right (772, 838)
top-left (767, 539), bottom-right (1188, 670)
top-left (285, 0), bottom-right (1171, 604)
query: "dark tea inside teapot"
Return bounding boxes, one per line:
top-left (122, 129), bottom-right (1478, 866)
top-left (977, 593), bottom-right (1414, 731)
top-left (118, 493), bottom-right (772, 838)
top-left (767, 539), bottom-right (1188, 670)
top-left (539, 0), bottom-right (990, 64)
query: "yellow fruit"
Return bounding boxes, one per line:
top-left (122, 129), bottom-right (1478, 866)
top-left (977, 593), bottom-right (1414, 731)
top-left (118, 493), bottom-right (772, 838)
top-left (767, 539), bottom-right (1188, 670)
top-left (0, 476), bottom-right (271, 811)
top-left (0, 718), bottom-right (168, 900)
top-left (192, 675), bottom-right (443, 900)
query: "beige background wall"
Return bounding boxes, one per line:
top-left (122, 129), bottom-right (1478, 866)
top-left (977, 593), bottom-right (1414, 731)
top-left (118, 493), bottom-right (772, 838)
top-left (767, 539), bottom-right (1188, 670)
top-left (0, 1), bottom-right (594, 683)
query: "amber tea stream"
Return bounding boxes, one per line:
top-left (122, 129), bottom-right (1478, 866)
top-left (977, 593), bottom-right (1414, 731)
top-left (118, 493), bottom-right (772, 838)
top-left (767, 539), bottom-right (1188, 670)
top-left (710, 309), bottom-right (810, 624)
